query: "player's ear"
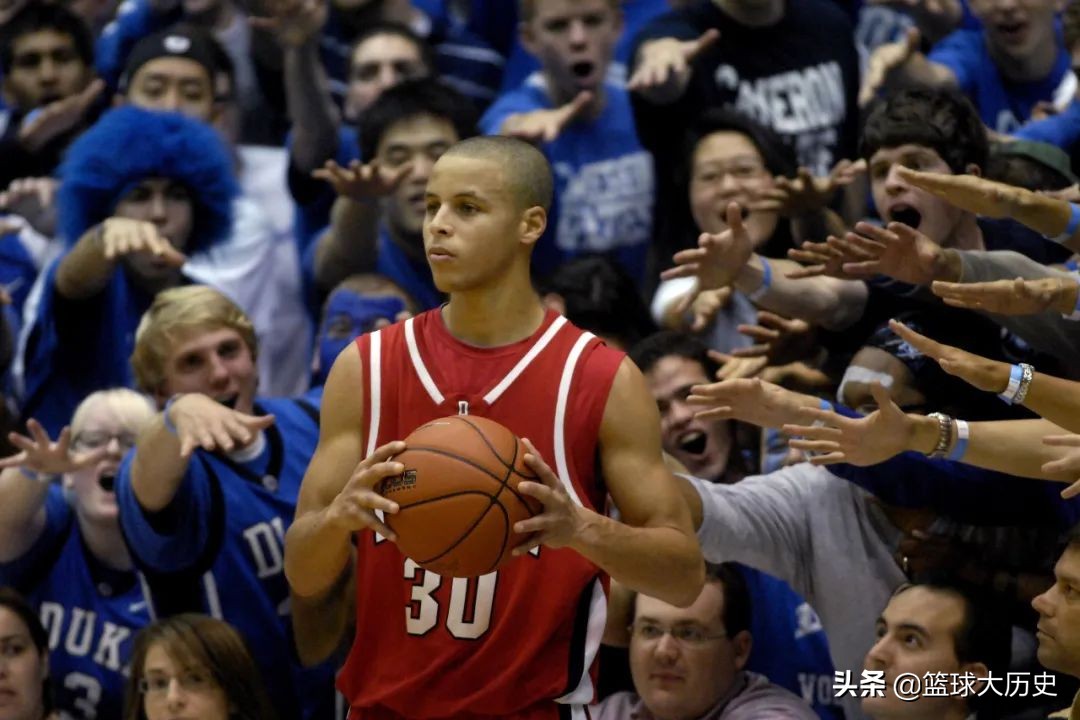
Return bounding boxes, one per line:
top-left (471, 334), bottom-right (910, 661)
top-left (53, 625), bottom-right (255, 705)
top-left (519, 206), bottom-right (547, 248)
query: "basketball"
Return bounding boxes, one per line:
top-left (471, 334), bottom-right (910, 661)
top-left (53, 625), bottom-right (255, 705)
top-left (381, 415), bottom-right (544, 578)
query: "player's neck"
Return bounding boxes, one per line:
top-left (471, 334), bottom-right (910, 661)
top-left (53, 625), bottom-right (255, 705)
top-left (442, 284), bottom-right (548, 348)
top-left (77, 515), bottom-right (133, 571)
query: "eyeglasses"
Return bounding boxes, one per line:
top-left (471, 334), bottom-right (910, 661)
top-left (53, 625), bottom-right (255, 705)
top-left (138, 669), bottom-right (215, 698)
top-left (629, 620), bottom-right (728, 645)
top-left (72, 431), bottom-right (138, 453)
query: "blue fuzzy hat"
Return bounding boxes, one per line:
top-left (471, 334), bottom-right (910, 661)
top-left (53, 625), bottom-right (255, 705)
top-left (57, 106), bottom-right (238, 253)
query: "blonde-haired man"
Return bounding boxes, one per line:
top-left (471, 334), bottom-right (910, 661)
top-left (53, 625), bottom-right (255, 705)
top-left (114, 285), bottom-right (335, 720)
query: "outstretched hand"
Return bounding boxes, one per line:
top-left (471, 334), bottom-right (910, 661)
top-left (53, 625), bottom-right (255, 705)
top-left (888, 319), bottom-right (1010, 394)
top-left (660, 202), bottom-right (752, 318)
top-left (784, 383), bottom-right (916, 466)
top-left (313, 159), bottom-right (414, 202)
top-left (499, 91), bottom-right (594, 144)
top-left (931, 276), bottom-right (1078, 316)
top-left (1, 419), bottom-right (108, 475)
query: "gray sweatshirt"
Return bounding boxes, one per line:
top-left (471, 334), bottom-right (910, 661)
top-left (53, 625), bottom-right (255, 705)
top-left (957, 249), bottom-right (1080, 368)
top-left (690, 464), bottom-right (910, 720)
top-left (592, 671), bottom-right (819, 720)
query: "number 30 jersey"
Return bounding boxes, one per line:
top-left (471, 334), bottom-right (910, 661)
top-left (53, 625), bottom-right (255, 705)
top-left (338, 309), bottom-right (624, 718)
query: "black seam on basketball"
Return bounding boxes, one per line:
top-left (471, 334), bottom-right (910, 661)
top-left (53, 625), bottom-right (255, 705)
top-left (454, 415), bottom-right (516, 469)
top-left (416, 496), bottom-right (503, 569)
top-left (403, 446), bottom-right (537, 510)
top-left (392, 489), bottom-right (497, 511)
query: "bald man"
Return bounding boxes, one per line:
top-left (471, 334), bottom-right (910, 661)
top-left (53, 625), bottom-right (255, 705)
top-left (286, 136), bottom-right (704, 720)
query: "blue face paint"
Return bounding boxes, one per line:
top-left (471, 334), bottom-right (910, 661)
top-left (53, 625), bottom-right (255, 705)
top-left (313, 292), bottom-right (407, 386)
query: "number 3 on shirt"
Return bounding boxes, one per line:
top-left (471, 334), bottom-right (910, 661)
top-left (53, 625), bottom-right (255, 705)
top-left (404, 559), bottom-right (496, 639)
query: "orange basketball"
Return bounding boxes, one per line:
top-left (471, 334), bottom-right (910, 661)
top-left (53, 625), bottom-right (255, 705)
top-left (381, 415), bottom-right (543, 578)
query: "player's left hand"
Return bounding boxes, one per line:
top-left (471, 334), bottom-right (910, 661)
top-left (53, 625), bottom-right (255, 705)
top-left (512, 438), bottom-right (586, 556)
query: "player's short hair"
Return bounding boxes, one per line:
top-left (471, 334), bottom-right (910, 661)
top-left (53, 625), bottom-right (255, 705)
top-left (70, 388), bottom-right (155, 439)
top-left (359, 77), bottom-right (477, 162)
top-left (861, 87), bottom-right (988, 174)
top-left (131, 286), bottom-right (257, 394)
top-left (442, 135), bottom-right (554, 212)
top-left (0, 588), bottom-right (53, 716)
top-left (123, 614), bottom-right (275, 720)
top-left (629, 331), bottom-right (720, 379)
top-left (349, 21), bottom-right (435, 76)
top-left (0, 3), bottom-right (93, 75)
top-left (519, 0), bottom-right (619, 21)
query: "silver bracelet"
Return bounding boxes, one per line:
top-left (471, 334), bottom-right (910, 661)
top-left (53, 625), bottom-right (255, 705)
top-left (1013, 363), bottom-right (1034, 405)
top-left (926, 412), bottom-right (953, 458)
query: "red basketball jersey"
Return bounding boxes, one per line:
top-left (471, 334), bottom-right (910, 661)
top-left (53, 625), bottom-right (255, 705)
top-left (338, 308), bottom-right (624, 719)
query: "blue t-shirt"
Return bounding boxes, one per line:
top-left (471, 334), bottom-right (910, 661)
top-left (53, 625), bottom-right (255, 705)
top-left (115, 396), bottom-right (335, 720)
top-left (375, 226), bottom-right (443, 310)
top-left (929, 27), bottom-right (1073, 132)
top-left (1014, 97), bottom-right (1080, 149)
top-left (20, 259), bottom-right (166, 436)
top-left (739, 565), bottom-right (842, 720)
top-left (480, 82), bottom-right (654, 284)
top-left (0, 487), bottom-right (148, 720)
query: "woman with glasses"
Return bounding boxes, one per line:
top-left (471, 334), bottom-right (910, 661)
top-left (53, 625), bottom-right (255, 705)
top-left (123, 614), bottom-right (276, 720)
top-left (0, 588), bottom-right (53, 720)
top-left (0, 388), bottom-right (155, 720)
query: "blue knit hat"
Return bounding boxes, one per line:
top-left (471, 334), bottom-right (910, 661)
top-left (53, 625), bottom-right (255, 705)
top-left (57, 105), bottom-right (238, 253)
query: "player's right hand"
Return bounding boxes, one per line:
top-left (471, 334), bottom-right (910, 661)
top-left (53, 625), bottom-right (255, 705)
top-left (628, 29), bottom-right (719, 104)
top-left (167, 393), bottom-right (276, 458)
top-left (325, 441), bottom-right (406, 538)
top-left (95, 217), bottom-right (187, 266)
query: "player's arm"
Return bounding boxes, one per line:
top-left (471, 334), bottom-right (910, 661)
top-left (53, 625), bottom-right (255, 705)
top-left (516, 358), bottom-right (705, 607)
top-left (284, 346), bottom-right (403, 598)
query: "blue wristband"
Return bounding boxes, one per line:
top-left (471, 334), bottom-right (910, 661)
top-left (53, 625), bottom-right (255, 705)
top-left (748, 257), bottom-right (773, 302)
top-left (162, 394), bottom-right (183, 436)
top-left (998, 364), bottom-right (1023, 404)
top-left (1050, 203), bottom-right (1080, 244)
top-left (947, 419), bottom-right (969, 462)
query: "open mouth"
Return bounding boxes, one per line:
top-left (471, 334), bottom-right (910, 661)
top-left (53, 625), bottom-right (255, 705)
top-left (677, 430), bottom-right (708, 457)
top-left (216, 394), bottom-right (239, 409)
top-left (570, 61), bottom-right (594, 80)
top-left (997, 21), bottom-right (1026, 43)
top-left (98, 474), bottom-right (116, 492)
top-left (889, 204), bottom-right (922, 229)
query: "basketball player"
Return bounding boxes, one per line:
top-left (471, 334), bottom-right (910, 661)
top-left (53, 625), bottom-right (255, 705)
top-left (285, 136), bottom-right (704, 719)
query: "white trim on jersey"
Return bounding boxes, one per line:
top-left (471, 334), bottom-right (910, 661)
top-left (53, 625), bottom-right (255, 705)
top-left (203, 572), bottom-right (224, 619)
top-left (138, 574), bottom-right (158, 622)
top-left (405, 318), bottom-right (445, 405)
top-left (553, 332), bottom-right (594, 508)
top-left (556, 577), bottom-right (608, 706)
top-left (366, 330), bottom-right (383, 457)
top-left (483, 316), bottom-right (568, 404)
